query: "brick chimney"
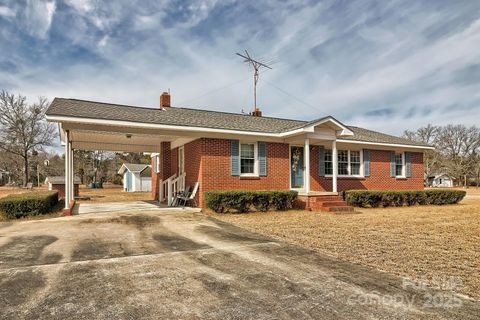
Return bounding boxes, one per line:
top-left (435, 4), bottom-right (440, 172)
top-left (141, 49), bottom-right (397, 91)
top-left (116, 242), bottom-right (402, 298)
top-left (251, 107), bottom-right (262, 117)
top-left (160, 92), bottom-right (171, 108)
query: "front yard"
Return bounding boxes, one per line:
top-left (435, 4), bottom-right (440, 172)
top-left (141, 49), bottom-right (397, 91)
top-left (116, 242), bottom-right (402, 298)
top-left (212, 188), bottom-right (480, 300)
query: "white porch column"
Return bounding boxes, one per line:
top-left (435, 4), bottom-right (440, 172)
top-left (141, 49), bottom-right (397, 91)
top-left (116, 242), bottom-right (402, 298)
top-left (304, 138), bottom-right (310, 193)
top-left (70, 147), bottom-right (74, 202)
top-left (64, 131), bottom-right (70, 209)
top-left (332, 139), bottom-right (338, 193)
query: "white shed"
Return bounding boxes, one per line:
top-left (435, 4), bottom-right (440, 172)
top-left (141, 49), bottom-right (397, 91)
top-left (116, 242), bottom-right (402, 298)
top-left (427, 174), bottom-right (453, 188)
top-left (117, 163), bottom-right (152, 192)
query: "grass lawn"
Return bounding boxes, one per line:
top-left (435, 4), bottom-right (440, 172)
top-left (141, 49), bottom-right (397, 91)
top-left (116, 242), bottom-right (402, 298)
top-left (211, 188), bottom-right (480, 300)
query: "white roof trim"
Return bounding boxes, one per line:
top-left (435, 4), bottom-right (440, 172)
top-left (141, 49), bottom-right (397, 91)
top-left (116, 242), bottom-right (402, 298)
top-left (337, 139), bottom-right (435, 150)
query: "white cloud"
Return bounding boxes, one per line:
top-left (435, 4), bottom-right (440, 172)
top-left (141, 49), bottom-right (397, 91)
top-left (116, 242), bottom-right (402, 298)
top-left (0, 5), bottom-right (15, 17)
top-left (64, 0), bottom-right (93, 13)
top-left (24, 0), bottom-right (56, 39)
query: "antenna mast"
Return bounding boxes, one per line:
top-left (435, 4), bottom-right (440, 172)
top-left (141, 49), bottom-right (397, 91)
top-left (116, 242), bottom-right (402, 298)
top-left (236, 50), bottom-right (272, 114)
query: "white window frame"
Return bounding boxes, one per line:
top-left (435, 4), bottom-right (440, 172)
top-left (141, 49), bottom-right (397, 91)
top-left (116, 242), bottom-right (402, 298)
top-left (394, 152), bottom-right (405, 178)
top-left (178, 146), bottom-right (185, 174)
top-left (239, 142), bottom-right (259, 177)
top-left (325, 149), bottom-right (364, 177)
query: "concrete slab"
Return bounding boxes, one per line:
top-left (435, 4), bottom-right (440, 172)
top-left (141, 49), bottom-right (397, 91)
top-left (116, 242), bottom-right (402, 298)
top-left (0, 209), bottom-right (478, 319)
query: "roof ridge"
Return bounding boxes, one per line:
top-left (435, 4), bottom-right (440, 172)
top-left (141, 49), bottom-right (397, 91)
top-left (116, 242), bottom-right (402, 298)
top-left (54, 97), bottom-right (308, 124)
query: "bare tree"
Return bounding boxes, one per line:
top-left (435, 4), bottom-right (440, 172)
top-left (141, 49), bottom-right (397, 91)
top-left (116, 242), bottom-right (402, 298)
top-left (404, 124), bottom-right (442, 178)
top-left (0, 91), bottom-right (55, 185)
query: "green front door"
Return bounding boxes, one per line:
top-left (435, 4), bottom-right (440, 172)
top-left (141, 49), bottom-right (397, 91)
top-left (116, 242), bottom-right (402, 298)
top-left (290, 146), bottom-right (304, 189)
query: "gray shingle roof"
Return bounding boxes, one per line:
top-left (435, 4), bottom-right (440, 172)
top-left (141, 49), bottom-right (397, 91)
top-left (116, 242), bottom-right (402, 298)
top-left (47, 98), bottom-right (429, 148)
top-left (45, 176), bottom-right (81, 184)
top-left (47, 98), bottom-right (304, 134)
top-left (121, 163), bottom-right (151, 173)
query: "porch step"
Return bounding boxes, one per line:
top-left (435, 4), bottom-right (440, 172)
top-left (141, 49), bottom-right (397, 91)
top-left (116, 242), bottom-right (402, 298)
top-left (320, 206), bottom-right (355, 213)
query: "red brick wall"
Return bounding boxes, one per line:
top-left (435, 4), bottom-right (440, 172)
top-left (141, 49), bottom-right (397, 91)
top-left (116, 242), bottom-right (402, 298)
top-left (152, 142), bottom-right (172, 200)
top-left (52, 184), bottom-right (79, 198)
top-left (199, 138), bottom-right (290, 206)
top-left (156, 137), bottom-right (425, 207)
top-left (311, 147), bottom-right (424, 191)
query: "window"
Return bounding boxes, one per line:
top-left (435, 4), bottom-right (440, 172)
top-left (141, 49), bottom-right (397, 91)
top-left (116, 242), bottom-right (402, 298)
top-left (324, 149), bottom-right (363, 176)
top-left (350, 151), bottom-right (360, 175)
top-left (240, 143), bottom-right (257, 175)
top-left (324, 150), bottom-right (333, 175)
top-left (338, 150), bottom-right (349, 175)
top-left (395, 152), bottom-right (404, 177)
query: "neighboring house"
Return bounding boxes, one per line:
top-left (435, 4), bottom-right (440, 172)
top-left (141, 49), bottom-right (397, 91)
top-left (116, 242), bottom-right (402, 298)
top-left (46, 92), bottom-right (433, 210)
top-left (45, 176), bottom-right (81, 198)
top-left (426, 174), bottom-right (453, 188)
top-left (118, 163), bottom-right (152, 192)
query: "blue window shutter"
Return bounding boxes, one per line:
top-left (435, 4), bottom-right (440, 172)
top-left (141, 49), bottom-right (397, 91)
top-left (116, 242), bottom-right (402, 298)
top-left (258, 142), bottom-right (267, 176)
top-left (405, 152), bottom-right (412, 178)
top-left (390, 151), bottom-right (396, 177)
top-left (231, 140), bottom-right (240, 176)
top-left (318, 146), bottom-right (325, 176)
top-left (363, 149), bottom-right (370, 177)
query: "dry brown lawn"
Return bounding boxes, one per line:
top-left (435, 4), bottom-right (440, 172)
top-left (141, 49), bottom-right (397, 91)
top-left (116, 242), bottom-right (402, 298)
top-left (211, 188), bottom-right (480, 300)
top-left (77, 184), bottom-right (153, 202)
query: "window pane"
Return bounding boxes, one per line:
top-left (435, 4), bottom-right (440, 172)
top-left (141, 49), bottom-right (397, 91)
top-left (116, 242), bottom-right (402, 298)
top-left (241, 144), bottom-right (254, 158)
top-left (351, 163), bottom-right (360, 175)
top-left (350, 151), bottom-right (360, 163)
top-left (338, 150), bottom-right (348, 162)
top-left (395, 153), bottom-right (403, 176)
top-left (241, 159), bottom-right (254, 174)
top-left (338, 163), bottom-right (348, 175)
top-left (324, 150), bottom-right (332, 175)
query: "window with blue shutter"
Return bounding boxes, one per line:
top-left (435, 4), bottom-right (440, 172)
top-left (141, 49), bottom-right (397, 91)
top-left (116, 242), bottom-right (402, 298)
top-left (363, 149), bottom-right (370, 177)
top-left (258, 142), bottom-right (267, 176)
top-left (405, 152), bottom-right (412, 178)
top-left (318, 146), bottom-right (325, 176)
top-left (231, 140), bottom-right (240, 176)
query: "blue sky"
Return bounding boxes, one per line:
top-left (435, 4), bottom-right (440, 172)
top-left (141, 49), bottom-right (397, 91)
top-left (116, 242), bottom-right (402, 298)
top-left (0, 0), bottom-right (479, 135)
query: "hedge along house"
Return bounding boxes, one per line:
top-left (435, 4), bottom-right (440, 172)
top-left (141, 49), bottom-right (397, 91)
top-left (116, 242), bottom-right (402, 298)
top-left (46, 92), bottom-right (433, 212)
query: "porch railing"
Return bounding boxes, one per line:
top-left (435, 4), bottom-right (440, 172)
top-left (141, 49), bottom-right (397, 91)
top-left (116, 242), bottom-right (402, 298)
top-left (159, 173), bottom-right (186, 206)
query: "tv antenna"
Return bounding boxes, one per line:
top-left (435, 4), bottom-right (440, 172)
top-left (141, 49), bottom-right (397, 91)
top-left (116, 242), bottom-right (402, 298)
top-left (236, 50), bottom-right (272, 114)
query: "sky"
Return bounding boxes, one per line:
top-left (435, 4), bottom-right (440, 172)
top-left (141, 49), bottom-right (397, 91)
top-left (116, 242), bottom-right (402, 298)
top-left (0, 0), bottom-right (479, 136)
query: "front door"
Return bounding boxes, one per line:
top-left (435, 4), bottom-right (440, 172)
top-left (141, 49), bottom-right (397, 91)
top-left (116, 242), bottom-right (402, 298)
top-left (290, 146), bottom-right (304, 189)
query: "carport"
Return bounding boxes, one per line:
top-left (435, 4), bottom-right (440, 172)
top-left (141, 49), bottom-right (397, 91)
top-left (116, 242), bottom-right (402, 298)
top-left (46, 98), bottom-right (199, 212)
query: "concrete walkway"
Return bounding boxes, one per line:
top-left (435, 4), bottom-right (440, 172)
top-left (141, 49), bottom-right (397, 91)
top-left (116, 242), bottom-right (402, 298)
top-left (74, 201), bottom-right (200, 214)
top-left (0, 209), bottom-right (478, 319)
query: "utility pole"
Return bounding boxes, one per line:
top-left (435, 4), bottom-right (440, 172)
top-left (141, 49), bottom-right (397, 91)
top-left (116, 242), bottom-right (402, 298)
top-left (236, 50), bottom-right (272, 115)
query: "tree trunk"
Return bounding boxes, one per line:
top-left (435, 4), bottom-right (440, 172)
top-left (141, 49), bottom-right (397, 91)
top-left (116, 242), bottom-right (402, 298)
top-left (23, 153), bottom-right (29, 186)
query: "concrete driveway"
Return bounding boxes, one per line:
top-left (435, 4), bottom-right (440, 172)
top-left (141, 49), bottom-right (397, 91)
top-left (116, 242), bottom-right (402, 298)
top-left (0, 207), bottom-right (478, 319)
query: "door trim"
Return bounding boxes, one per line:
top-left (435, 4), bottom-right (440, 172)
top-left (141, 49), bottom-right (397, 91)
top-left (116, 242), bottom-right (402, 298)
top-left (289, 145), bottom-right (305, 191)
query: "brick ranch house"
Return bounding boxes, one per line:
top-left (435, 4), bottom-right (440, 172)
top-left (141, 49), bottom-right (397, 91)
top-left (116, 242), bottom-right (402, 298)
top-left (46, 92), bottom-right (433, 211)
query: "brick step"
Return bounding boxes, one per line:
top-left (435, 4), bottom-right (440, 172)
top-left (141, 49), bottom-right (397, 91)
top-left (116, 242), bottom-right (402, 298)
top-left (308, 196), bottom-right (343, 202)
top-left (320, 206), bottom-right (355, 213)
top-left (316, 201), bottom-right (349, 207)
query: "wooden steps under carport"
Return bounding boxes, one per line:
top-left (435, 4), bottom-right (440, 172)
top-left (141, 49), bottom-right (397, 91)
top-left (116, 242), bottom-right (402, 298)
top-left (297, 192), bottom-right (354, 213)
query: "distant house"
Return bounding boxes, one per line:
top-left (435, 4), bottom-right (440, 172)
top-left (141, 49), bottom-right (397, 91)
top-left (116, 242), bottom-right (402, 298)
top-left (427, 174), bottom-right (453, 188)
top-left (118, 163), bottom-right (152, 192)
top-left (45, 176), bottom-right (81, 198)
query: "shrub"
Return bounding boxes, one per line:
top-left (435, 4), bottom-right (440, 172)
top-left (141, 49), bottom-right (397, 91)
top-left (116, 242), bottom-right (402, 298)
top-left (343, 189), bottom-right (466, 208)
top-left (204, 190), bottom-right (298, 213)
top-left (0, 191), bottom-right (59, 219)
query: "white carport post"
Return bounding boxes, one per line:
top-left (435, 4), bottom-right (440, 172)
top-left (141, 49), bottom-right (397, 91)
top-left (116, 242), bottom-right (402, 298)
top-left (332, 139), bottom-right (338, 193)
top-left (70, 146), bottom-right (74, 202)
top-left (304, 138), bottom-right (310, 193)
top-left (64, 130), bottom-right (70, 209)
